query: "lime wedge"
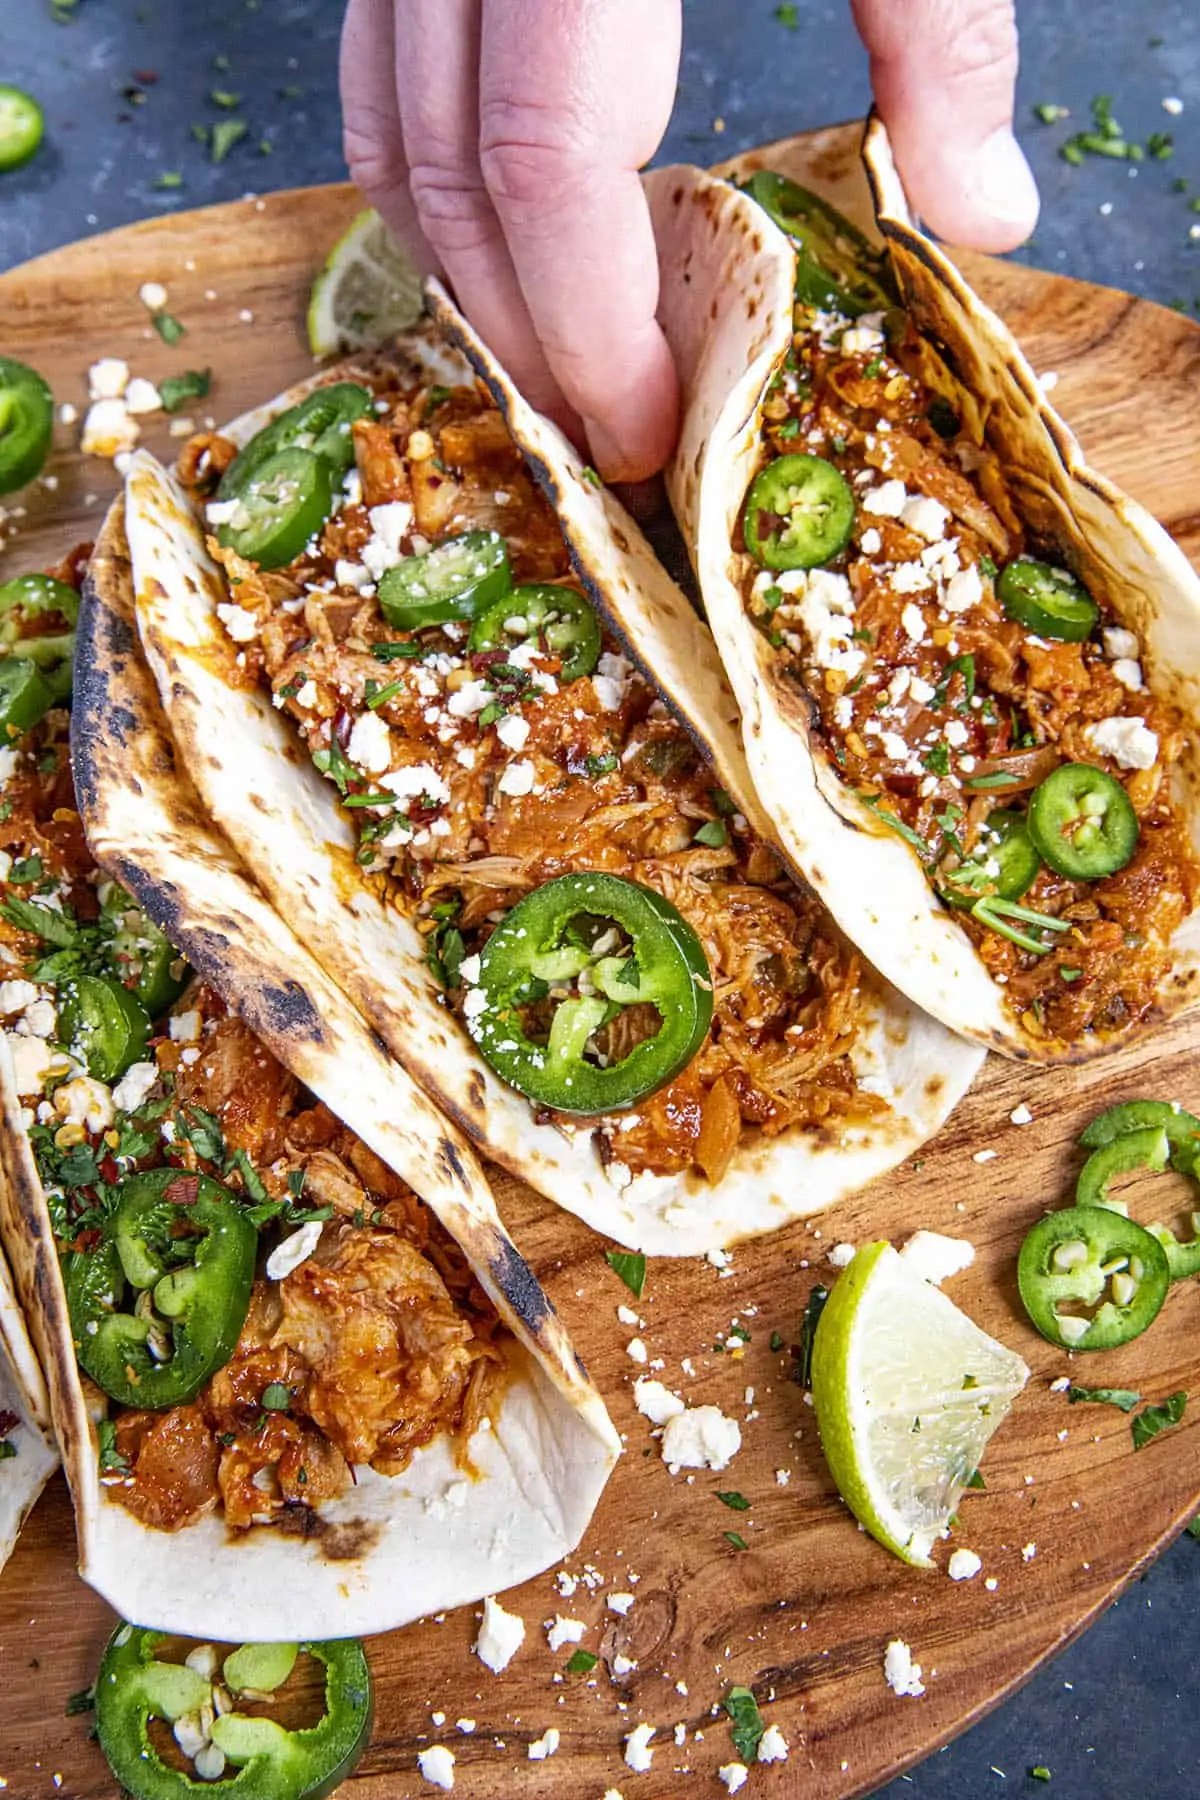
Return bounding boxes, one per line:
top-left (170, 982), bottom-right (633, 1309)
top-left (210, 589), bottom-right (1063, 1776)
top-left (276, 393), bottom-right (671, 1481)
top-left (811, 1242), bottom-right (1029, 1567)
top-left (307, 208), bottom-right (424, 358)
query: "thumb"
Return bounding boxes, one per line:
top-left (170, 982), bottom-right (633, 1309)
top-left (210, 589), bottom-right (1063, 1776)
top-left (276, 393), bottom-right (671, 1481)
top-left (852, 0), bottom-right (1038, 251)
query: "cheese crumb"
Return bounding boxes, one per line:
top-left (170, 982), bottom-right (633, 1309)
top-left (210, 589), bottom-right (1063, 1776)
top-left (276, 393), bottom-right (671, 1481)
top-left (623, 1724), bottom-right (655, 1773)
top-left (661, 1405), bottom-right (741, 1472)
top-left (948, 1548), bottom-right (983, 1581)
top-left (884, 1638), bottom-right (925, 1697)
top-left (901, 494), bottom-right (949, 542)
top-left (81, 398), bottom-right (139, 459)
top-left (545, 1615), bottom-right (585, 1653)
top-left (899, 1231), bottom-right (976, 1286)
top-left (497, 758), bottom-right (535, 798)
top-left (346, 710), bottom-right (393, 776)
top-left (718, 1765), bottom-right (749, 1793)
top-left (758, 1724), bottom-right (789, 1764)
top-left (216, 602), bottom-right (258, 644)
top-left (861, 479), bottom-right (907, 518)
top-left (88, 357), bottom-right (129, 400)
top-left (827, 1242), bottom-right (856, 1269)
top-left (625, 1338), bottom-right (648, 1365)
top-left (495, 713), bottom-right (531, 752)
top-left (265, 1220), bottom-right (323, 1281)
top-left (474, 1595), bottom-right (525, 1673)
top-left (633, 1379), bottom-right (685, 1425)
top-left (1086, 715), bottom-right (1158, 770)
top-left (608, 1592), bottom-right (635, 1615)
top-left (528, 1729), bottom-right (560, 1760)
top-left (1010, 1102), bottom-right (1033, 1126)
top-left (416, 1745), bottom-right (455, 1790)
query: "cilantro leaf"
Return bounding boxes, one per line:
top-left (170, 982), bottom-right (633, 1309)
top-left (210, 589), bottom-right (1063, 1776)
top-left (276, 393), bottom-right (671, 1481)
top-left (565, 1648), bottom-right (597, 1674)
top-left (605, 1248), bottom-right (646, 1299)
top-left (715, 1491), bottom-right (750, 1511)
top-left (1068, 1384), bottom-right (1141, 1413)
top-left (1131, 1390), bottom-right (1187, 1450)
top-left (158, 368), bottom-right (211, 414)
top-left (0, 895), bottom-right (79, 947)
top-left (723, 1685), bottom-right (765, 1762)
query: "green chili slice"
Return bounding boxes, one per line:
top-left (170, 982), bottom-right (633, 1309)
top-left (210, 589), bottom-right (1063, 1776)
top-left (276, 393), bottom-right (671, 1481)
top-left (743, 453), bottom-right (856, 571)
top-left (95, 1623), bottom-right (373, 1800)
top-left (0, 655), bottom-right (57, 736)
top-left (939, 809), bottom-right (1041, 908)
top-left (469, 582), bottom-right (601, 682)
top-left (378, 529), bottom-right (511, 629)
top-left (65, 1168), bottom-right (257, 1409)
top-left (0, 357), bottom-right (53, 495)
top-left (744, 171), bottom-right (895, 316)
top-left (218, 381), bottom-right (373, 495)
top-left (0, 86), bottom-right (45, 174)
top-left (997, 558), bottom-right (1099, 642)
top-left (56, 973), bottom-right (152, 1082)
top-left (1017, 1204), bottom-right (1170, 1350)
top-left (468, 871), bottom-right (713, 1115)
top-left (216, 446), bottom-right (334, 571)
top-left (1027, 762), bottom-right (1139, 881)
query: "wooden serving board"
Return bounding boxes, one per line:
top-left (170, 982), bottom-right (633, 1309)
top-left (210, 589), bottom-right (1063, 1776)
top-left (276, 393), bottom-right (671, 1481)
top-left (3, 122), bottom-right (1200, 1799)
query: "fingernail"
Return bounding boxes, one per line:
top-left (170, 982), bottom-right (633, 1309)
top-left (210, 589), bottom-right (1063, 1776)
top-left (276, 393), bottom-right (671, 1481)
top-left (968, 127), bottom-right (1040, 238)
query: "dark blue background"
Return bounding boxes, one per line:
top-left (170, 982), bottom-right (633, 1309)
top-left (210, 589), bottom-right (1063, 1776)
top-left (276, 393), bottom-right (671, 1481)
top-left (3, 4), bottom-right (1199, 1795)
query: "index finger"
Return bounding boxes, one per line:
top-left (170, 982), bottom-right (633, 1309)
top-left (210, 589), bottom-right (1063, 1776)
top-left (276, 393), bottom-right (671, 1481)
top-left (477, 0), bottom-right (682, 482)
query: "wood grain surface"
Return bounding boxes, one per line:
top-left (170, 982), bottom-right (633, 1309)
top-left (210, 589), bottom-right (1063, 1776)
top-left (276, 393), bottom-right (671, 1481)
top-left (2, 123), bottom-right (1200, 1800)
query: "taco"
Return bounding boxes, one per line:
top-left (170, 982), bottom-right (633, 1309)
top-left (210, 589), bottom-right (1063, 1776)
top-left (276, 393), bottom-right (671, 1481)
top-left (646, 124), bottom-right (1200, 1062)
top-left (116, 304), bottom-right (980, 1256)
top-left (0, 529), bottom-right (618, 1640)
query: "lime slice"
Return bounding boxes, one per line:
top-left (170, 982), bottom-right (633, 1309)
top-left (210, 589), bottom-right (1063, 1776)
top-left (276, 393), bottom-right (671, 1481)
top-left (307, 208), bottom-right (424, 358)
top-left (811, 1241), bottom-right (1029, 1567)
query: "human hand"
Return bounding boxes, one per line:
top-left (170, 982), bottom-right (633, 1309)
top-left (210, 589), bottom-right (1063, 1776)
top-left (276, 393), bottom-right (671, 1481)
top-left (340, 0), bottom-right (682, 483)
top-left (851, 0), bottom-right (1038, 250)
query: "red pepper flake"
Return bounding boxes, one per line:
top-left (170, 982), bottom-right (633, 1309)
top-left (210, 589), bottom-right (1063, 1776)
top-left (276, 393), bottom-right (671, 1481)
top-left (333, 705), bottom-right (353, 749)
top-left (71, 1229), bottom-right (102, 1253)
top-left (99, 1156), bottom-right (120, 1183)
top-left (165, 1175), bottom-right (200, 1205)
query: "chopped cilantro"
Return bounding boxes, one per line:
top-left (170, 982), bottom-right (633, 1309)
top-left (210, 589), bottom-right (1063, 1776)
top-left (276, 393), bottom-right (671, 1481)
top-left (10, 854), bottom-right (43, 885)
top-left (1033, 103), bottom-right (1069, 124)
top-left (777, 417), bottom-right (800, 440)
top-left (605, 1248), bottom-right (646, 1299)
top-left (584, 753), bottom-right (618, 778)
top-left (715, 1491), bottom-right (750, 1511)
top-left (863, 356), bottom-right (885, 378)
top-left (580, 466), bottom-right (601, 489)
top-left (693, 818), bottom-right (728, 849)
top-left (179, 1104), bottom-right (224, 1165)
top-left (371, 641), bottom-right (432, 661)
top-left (1030, 1768), bottom-right (1052, 1783)
top-left (723, 1530), bottom-right (749, 1551)
top-left (158, 368), bottom-right (211, 414)
top-left (932, 652), bottom-right (976, 707)
top-left (769, 1330), bottom-right (784, 1352)
top-left (1186, 1515), bottom-right (1200, 1540)
top-left (1131, 1391), bottom-right (1187, 1450)
top-left (427, 922), bottom-right (465, 990)
top-left (210, 119), bottom-right (248, 163)
top-left (1058, 967), bottom-right (1083, 983)
top-left (97, 1419), bottom-right (129, 1474)
top-left (965, 1469), bottom-right (986, 1490)
top-left (1068, 1385), bottom-right (1141, 1413)
top-left (859, 793), bottom-right (930, 859)
top-left (0, 895), bottom-right (78, 947)
top-left (967, 770), bottom-right (1021, 790)
top-left (773, 3), bottom-right (799, 27)
top-left (312, 733), bottom-right (357, 795)
top-left (797, 1285), bottom-right (829, 1388)
top-left (260, 1381), bottom-right (290, 1411)
top-left (210, 88), bottom-right (241, 108)
top-left (1147, 132), bottom-right (1174, 160)
top-left (565, 1648), bottom-right (598, 1674)
top-left (152, 171), bottom-right (183, 190)
top-left (723, 1685), bottom-right (765, 1762)
top-left (365, 678), bottom-right (405, 710)
top-left (153, 312), bottom-right (186, 346)
top-left (923, 742), bottom-right (951, 778)
top-left (228, 1146), bottom-right (268, 1203)
top-left (287, 1168), bottom-right (306, 1200)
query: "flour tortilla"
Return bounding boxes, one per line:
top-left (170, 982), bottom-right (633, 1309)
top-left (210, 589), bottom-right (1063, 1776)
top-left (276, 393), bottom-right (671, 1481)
top-left (648, 123), bottom-right (1200, 1062)
top-left (121, 308), bottom-right (981, 1256)
top-left (0, 1240), bottom-right (57, 1571)
top-left (0, 495), bottom-right (618, 1642)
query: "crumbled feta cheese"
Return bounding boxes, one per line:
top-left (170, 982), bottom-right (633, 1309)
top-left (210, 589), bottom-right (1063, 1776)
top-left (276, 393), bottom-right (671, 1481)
top-left (901, 494), bottom-right (948, 542)
top-left (205, 499), bottom-right (244, 528)
top-left (1112, 658), bottom-right (1144, 692)
top-left (6, 1031), bottom-right (55, 1096)
top-left (900, 1231), bottom-right (976, 1285)
top-left (528, 1729), bottom-right (560, 1761)
top-left (827, 1242), bottom-right (856, 1269)
top-left (0, 980), bottom-right (39, 1016)
top-left (718, 1764), bottom-right (749, 1793)
top-left (417, 1745), bottom-right (456, 1790)
top-left (948, 1548), bottom-right (983, 1581)
top-left (545, 1615), bottom-right (585, 1653)
top-left (265, 1220), bottom-right (323, 1281)
top-left (112, 1061), bottom-right (158, 1114)
top-left (608, 1592), bottom-right (635, 1615)
top-left (1022, 1542), bottom-right (1037, 1561)
top-left (889, 561), bottom-right (932, 595)
top-left (21, 997), bottom-right (56, 1038)
top-left (216, 602), bottom-right (258, 644)
top-left (381, 761), bottom-right (450, 804)
top-left (81, 398), bottom-right (139, 458)
top-left (796, 569), bottom-right (864, 679)
top-left (123, 377), bottom-right (161, 415)
top-left (58, 401), bottom-right (78, 426)
top-left (347, 711), bottom-right (393, 775)
top-left (841, 322), bottom-right (885, 355)
top-left (169, 1009), bottom-right (202, 1043)
top-left (884, 1639), bottom-right (925, 1697)
top-left (944, 718), bottom-right (969, 748)
top-left (661, 1405), bottom-right (741, 1472)
top-left (1162, 95), bottom-right (1184, 115)
top-left (334, 558), bottom-right (373, 592)
top-left (861, 479), bottom-right (907, 518)
top-left (88, 358), bottom-right (129, 400)
top-left (139, 281), bottom-right (168, 310)
top-left (593, 650), bottom-right (635, 712)
top-left (1010, 1102), bottom-right (1033, 1126)
top-left (295, 679), bottom-right (319, 709)
top-left (758, 1725), bottom-right (789, 1764)
top-left (973, 1148), bottom-right (997, 1164)
top-left (474, 1595), bottom-right (525, 1673)
top-left (944, 565), bottom-right (983, 613)
top-left (623, 1724), bottom-right (656, 1773)
top-left (617, 1304), bottom-right (640, 1326)
top-left (633, 1378), bottom-right (685, 1424)
top-left (446, 679), bottom-right (494, 719)
top-left (497, 759), bottom-right (535, 798)
top-left (495, 713), bottom-right (530, 752)
top-left (1103, 625), bottom-right (1140, 661)
top-left (1086, 716), bottom-right (1158, 770)
top-left (859, 526), bottom-right (882, 555)
top-left (900, 602), bottom-right (926, 643)
top-left (625, 1338), bottom-right (648, 1365)
top-left (361, 503), bottom-right (415, 580)
top-left (881, 730), bottom-right (910, 763)
top-left (54, 1075), bottom-right (115, 1134)
top-left (909, 675), bottom-right (936, 705)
